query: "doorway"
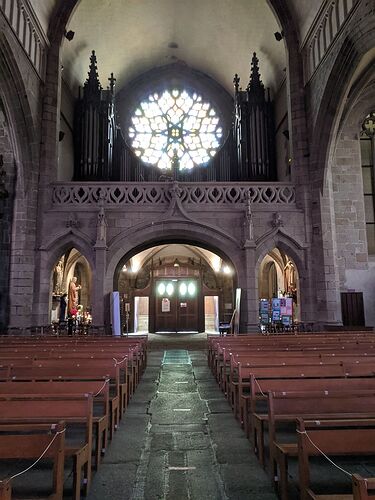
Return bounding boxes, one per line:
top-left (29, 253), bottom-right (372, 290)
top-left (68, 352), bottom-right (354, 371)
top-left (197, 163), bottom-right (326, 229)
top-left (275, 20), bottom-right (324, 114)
top-left (155, 279), bottom-right (199, 332)
top-left (116, 243), bottom-right (235, 333)
top-left (341, 292), bottom-right (365, 327)
top-left (134, 296), bottom-right (149, 333)
top-left (204, 296), bottom-right (219, 332)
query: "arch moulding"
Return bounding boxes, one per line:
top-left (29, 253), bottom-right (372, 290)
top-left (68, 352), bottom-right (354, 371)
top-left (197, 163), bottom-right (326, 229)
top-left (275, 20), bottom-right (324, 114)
top-left (105, 219), bottom-right (244, 293)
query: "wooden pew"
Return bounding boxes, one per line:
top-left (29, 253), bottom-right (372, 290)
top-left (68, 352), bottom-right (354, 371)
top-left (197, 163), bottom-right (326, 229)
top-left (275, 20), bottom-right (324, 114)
top-left (268, 392), bottom-right (375, 500)
top-left (243, 375), bottom-right (375, 439)
top-left (0, 350), bottom-right (133, 413)
top-left (31, 359), bottom-right (126, 424)
top-left (0, 394), bottom-right (93, 500)
top-left (297, 418), bottom-right (375, 500)
top-left (0, 480), bottom-right (10, 500)
top-left (0, 421), bottom-right (65, 500)
top-left (0, 380), bottom-right (109, 470)
top-left (231, 363), bottom-right (352, 420)
top-left (9, 364), bottom-right (120, 439)
top-left (352, 474), bottom-right (375, 499)
top-left (221, 350), bottom-right (375, 394)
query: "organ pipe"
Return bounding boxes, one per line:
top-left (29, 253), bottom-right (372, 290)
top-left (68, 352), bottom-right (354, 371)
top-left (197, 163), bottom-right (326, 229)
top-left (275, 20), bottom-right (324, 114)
top-left (233, 53), bottom-right (276, 181)
top-left (74, 51), bottom-right (117, 181)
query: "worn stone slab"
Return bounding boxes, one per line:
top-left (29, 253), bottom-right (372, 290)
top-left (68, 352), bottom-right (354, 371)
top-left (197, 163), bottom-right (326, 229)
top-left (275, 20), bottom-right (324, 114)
top-left (206, 399), bottom-right (232, 413)
top-left (151, 423), bottom-right (207, 434)
top-left (86, 463), bottom-right (137, 500)
top-left (208, 414), bottom-right (245, 438)
top-left (102, 415), bottom-right (150, 463)
top-left (150, 433), bottom-right (174, 451)
top-left (214, 437), bottom-right (255, 464)
top-left (220, 464), bottom-right (277, 499)
top-left (125, 401), bottom-right (150, 414)
top-left (150, 392), bottom-right (208, 425)
top-left (174, 431), bottom-right (211, 450)
top-left (143, 451), bottom-right (166, 500)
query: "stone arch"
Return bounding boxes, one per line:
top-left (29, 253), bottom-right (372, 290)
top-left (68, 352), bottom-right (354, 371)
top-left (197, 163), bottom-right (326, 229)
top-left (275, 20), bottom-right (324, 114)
top-left (311, 19), bottom-right (375, 191)
top-left (255, 232), bottom-right (305, 280)
top-left (322, 55), bottom-right (375, 328)
top-left (41, 233), bottom-right (95, 276)
top-left (0, 34), bottom-right (39, 328)
top-left (105, 220), bottom-right (243, 294)
top-left (33, 234), bottom-right (95, 326)
top-left (0, 35), bottom-right (37, 190)
top-left (254, 231), bottom-right (307, 321)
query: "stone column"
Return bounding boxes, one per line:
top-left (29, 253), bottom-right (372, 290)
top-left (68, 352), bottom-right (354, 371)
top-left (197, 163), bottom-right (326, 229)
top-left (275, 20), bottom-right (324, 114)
top-left (239, 241), bottom-right (258, 333)
top-left (92, 202), bottom-right (108, 327)
top-left (92, 244), bottom-right (107, 328)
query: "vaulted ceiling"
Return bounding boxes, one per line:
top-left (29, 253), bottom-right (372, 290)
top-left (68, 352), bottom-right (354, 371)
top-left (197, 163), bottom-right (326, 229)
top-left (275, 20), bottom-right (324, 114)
top-left (29, 0), bottom-right (325, 96)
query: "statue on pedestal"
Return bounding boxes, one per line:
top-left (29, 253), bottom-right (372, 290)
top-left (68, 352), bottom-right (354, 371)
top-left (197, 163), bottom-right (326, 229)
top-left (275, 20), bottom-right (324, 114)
top-left (68, 276), bottom-right (81, 315)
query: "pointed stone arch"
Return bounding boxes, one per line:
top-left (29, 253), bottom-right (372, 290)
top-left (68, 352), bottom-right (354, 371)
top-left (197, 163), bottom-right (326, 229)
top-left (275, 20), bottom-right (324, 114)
top-left (33, 233), bottom-right (95, 326)
top-left (0, 34), bottom-right (39, 327)
top-left (255, 229), bottom-right (306, 277)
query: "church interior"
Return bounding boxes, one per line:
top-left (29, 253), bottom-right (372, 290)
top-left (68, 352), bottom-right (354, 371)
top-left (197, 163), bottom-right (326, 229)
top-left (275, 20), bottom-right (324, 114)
top-left (0, 0), bottom-right (375, 498)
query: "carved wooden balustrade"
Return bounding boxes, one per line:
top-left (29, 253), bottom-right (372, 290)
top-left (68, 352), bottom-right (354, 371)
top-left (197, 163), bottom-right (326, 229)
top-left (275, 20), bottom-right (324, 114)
top-left (51, 182), bottom-right (296, 208)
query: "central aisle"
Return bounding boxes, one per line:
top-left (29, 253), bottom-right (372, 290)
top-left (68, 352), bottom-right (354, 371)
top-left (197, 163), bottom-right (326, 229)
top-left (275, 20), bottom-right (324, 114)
top-left (87, 348), bottom-right (277, 500)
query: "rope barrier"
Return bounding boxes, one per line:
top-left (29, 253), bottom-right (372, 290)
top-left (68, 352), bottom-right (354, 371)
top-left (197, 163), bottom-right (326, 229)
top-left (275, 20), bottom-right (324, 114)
top-left (254, 377), bottom-right (266, 397)
top-left (0, 428), bottom-right (66, 483)
top-left (296, 429), bottom-right (351, 478)
top-left (94, 379), bottom-right (110, 396)
top-left (113, 356), bottom-right (127, 366)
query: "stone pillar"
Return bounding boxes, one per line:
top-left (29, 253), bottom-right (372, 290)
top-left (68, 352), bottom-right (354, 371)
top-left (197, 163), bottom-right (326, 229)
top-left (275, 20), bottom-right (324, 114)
top-left (239, 242), bottom-right (258, 333)
top-left (92, 200), bottom-right (108, 327)
top-left (92, 244), bottom-right (107, 327)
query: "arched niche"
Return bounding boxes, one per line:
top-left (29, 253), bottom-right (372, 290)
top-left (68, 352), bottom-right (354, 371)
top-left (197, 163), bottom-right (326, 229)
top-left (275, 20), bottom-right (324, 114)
top-left (50, 248), bottom-right (92, 323)
top-left (258, 247), bottom-right (300, 324)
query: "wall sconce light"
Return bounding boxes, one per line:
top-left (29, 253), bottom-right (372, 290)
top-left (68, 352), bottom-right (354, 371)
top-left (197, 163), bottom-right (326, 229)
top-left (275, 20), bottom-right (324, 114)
top-left (222, 265), bottom-right (232, 275)
top-left (64, 30), bottom-right (75, 41)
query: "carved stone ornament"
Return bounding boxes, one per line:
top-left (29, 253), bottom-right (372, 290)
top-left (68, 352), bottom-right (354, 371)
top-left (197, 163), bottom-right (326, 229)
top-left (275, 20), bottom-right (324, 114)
top-left (271, 212), bottom-right (283, 228)
top-left (66, 215), bottom-right (80, 228)
top-left (96, 203), bottom-right (108, 243)
top-left (243, 190), bottom-right (254, 241)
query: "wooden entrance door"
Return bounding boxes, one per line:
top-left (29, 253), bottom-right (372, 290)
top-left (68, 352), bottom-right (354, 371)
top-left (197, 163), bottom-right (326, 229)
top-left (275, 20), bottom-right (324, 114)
top-left (155, 279), bottom-right (198, 332)
top-left (341, 292), bottom-right (365, 327)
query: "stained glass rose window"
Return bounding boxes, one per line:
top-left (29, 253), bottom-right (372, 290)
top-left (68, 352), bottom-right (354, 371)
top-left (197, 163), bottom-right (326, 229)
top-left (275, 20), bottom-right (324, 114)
top-left (128, 89), bottom-right (223, 170)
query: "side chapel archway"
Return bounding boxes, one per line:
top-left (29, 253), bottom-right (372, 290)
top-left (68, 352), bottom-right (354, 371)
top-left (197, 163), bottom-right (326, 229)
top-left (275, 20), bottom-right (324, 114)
top-left (257, 245), bottom-right (302, 327)
top-left (50, 248), bottom-right (92, 323)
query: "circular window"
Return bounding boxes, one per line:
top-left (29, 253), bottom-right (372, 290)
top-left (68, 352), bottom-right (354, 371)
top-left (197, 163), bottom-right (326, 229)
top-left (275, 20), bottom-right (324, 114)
top-left (128, 89), bottom-right (223, 170)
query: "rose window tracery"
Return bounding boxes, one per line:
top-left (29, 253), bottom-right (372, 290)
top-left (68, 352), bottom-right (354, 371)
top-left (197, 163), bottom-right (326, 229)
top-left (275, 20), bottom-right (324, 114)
top-left (128, 89), bottom-right (223, 170)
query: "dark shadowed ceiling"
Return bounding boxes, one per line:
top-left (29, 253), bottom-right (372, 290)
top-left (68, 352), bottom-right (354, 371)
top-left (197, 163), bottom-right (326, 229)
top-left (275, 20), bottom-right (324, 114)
top-left (29, 0), bottom-right (325, 95)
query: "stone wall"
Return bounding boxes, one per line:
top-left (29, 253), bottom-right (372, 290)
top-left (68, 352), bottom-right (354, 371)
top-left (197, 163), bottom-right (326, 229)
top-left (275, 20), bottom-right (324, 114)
top-left (33, 182), bottom-right (309, 330)
top-left (0, 8), bottom-right (45, 328)
top-left (0, 101), bottom-right (14, 329)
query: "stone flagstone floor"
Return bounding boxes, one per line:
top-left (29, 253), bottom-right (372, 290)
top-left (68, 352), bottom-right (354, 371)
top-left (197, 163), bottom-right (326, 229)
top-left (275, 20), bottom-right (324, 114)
top-left (87, 347), bottom-right (277, 500)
